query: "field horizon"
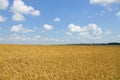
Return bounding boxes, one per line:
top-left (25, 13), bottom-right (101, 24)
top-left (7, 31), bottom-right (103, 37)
top-left (0, 42), bottom-right (120, 46)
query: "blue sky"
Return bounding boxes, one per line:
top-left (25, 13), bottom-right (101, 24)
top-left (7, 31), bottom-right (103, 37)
top-left (0, 0), bottom-right (120, 44)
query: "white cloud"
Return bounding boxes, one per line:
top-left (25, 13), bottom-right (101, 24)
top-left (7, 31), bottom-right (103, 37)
top-left (68, 23), bottom-right (103, 39)
top-left (12, 13), bottom-right (25, 21)
top-left (10, 0), bottom-right (40, 21)
top-left (10, 24), bottom-right (24, 32)
top-left (30, 10), bottom-right (40, 16)
top-left (54, 17), bottom-right (61, 22)
top-left (35, 35), bottom-right (41, 39)
top-left (88, 24), bottom-right (103, 37)
top-left (90, 0), bottom-right (120, 6)
top-left (10, 24), bottom-right (34, 33)
top-left (31, 35), bottom-right (41, 40)
top-left (105, 30), bottom-right (112, 35)
top-left (9, 34), bottom-right (64, 43)
top-left (66, 32), bottom-right (72, 36)
top-left (116, 11), bottom-right (120, 17)
top-left (10, 34), bottom-right (41, 41)
top-left (0, 15), bottom-right (6, 22)
top-left (68, 24), bottom-right (82, 32)
top-left (10, 34), bottom-right (31, 41)
top-left (100, 10), bottom-right (106, 16)
top-left (43, 24), bottom-right (53, 30)
top-left (79, 32), bottom-right (91, 38)
top-left (0, 0), bottom-right (9, 10)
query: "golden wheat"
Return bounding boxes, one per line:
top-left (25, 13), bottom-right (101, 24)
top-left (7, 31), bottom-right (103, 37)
top-left (0, 45), bottom-right (120, 80)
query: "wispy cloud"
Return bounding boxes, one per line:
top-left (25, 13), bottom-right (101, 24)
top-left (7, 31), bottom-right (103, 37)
top-left (116, 11), bottom-right (120, 17)
top-left (105, 30), bottom-right (112, 35)
top-left (66, 32), bottom-right (72, 36)
top-left (10, 24), bottom-right (34, 33)
top-left (90, 0), bottom-right (120, 6)
top-left (54, 17), bottom-right (61, 22)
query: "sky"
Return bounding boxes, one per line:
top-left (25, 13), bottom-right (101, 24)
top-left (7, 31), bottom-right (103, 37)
top-left (0, 0), bottom-right (120, 44)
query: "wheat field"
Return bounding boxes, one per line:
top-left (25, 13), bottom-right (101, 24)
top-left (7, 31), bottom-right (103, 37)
top-left (0, 45), bottom-right (120, 80)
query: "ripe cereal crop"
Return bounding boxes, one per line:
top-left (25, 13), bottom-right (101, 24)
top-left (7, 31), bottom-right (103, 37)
top-left (0, 45), bottom-right (120, 80)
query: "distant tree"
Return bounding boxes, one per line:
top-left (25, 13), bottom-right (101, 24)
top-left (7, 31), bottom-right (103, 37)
top-left (108, 42), bottom-right (120, 45)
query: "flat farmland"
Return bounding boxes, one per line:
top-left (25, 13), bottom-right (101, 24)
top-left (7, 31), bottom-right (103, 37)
top-left (0, 45), bottom-right (120, 80)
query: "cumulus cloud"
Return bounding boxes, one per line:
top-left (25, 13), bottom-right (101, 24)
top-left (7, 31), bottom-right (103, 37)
top-left (79, 32), bottom-right (91, 38)
top-left (10, 0), bottom-right (40, 21)
top-left (0, 0), bottom-right (9, 10)
top-left (68, 23), bottom-right (103, 39)
top-left (90, 0), bottom-right (120, 6)
top-left (10, 24), bottom-right (34, 33)
top-left (12, 13), bottom-right (25, 21)
top-left (54, 17), bottom-right (61, 22)
top-left (116, 11), bottom-right (120, 17)
top-left (43, 24), bottom-right (53, 30)
top-left (68, 24), bottom-right (82, 32)
top-left (0, 15), bottom-right (6, 22)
